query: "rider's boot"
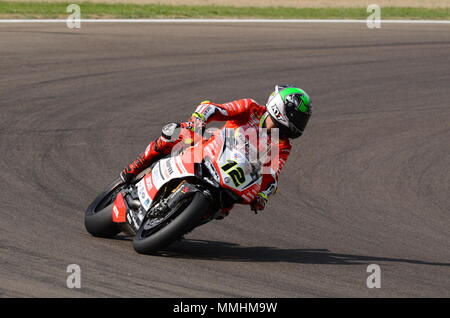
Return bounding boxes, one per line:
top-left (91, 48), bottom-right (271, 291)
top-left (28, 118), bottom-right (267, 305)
top-left (120, 140), bottom-right (164, 184)
top-left (120, 123), bottom-right (184, 184)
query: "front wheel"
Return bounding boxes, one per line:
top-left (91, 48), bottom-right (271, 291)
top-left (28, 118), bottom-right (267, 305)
top-left (133, 192), bottom-right (210, 254)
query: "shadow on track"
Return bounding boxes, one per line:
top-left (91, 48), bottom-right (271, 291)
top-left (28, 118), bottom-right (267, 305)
top-left (157, 239), bottom-right (450, 267)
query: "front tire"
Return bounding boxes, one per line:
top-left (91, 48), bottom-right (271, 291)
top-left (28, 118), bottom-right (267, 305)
top-left (85, 178), bottom-right (123, 238)
top-left (133, 192), bottom-right (210, 254)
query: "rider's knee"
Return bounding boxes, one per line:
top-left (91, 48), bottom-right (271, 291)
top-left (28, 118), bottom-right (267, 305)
top-left (161, 123), bottom-right (181, 142)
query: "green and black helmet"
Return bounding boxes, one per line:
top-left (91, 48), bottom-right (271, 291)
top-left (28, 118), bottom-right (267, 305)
top-left (266, 84), bottom-right (312, 139)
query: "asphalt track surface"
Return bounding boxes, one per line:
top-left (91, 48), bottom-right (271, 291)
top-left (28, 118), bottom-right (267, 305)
top-left (0, 22), bottom-right (449, 297)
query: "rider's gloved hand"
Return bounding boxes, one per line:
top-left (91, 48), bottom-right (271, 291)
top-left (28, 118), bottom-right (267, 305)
top-left (250, 192), bottom-right (268, 213)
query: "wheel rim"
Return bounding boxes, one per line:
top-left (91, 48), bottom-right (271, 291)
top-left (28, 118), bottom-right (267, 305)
top-left (135, 199), bottom-right (190, 240)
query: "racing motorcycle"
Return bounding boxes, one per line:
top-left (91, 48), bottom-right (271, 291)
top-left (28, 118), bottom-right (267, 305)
top-left (85, 128), bottom-right (270, 254)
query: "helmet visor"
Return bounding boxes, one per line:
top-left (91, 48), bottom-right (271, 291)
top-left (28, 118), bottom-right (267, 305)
top-left (270, 111), bottom-right (310, 139)
top-left (268, 114), bottom-right (296, 139)
top-left (289, 110), bottom-right (310, 133)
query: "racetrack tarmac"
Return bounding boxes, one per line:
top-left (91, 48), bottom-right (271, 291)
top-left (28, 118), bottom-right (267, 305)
top-left (0, 22), bottom-right (449, 297)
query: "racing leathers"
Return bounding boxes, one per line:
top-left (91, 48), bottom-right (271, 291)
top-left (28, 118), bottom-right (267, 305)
top-left (121, 99), bottom-right (292, 212)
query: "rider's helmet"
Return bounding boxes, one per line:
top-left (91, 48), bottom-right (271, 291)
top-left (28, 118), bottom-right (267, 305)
top-left (265, 84), bottom-right (312, 139)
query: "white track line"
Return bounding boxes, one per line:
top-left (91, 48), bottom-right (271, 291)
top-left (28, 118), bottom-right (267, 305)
top-left (0, 19), bottom-right (449, 24)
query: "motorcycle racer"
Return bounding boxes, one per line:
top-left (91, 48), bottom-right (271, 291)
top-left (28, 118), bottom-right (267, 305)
top-left (120, 85), bottom-right (312, 214)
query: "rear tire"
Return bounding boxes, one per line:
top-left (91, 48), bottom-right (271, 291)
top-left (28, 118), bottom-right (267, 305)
top-left (85, 178), bottom-right (123, 238)
top-left (133, 192), bottom-right (210, 254)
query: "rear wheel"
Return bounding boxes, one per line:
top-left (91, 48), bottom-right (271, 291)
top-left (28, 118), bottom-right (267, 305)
top-left (84, 178), bottom-right (123, 238)
top-left (133, 192), bottom-right (210, 254)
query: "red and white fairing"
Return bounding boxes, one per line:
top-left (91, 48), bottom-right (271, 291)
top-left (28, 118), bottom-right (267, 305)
top-left (113, 129), bottom-right (265, 220)
top-left (112, 192), bottom-right (127, 223)
top-left (135, 153), bottom-right (196, 211)
top-left (203, 129), bottom-right (264, 203)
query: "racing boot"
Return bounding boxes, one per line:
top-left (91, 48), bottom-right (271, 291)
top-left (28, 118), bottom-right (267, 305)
top-left (120, 140), bottom-right (163, 184)
top-left (120, 123), bottom-right (182, 184)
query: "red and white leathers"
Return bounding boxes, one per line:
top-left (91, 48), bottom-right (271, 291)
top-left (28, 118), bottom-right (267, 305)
top-left (122, 99), bottom-right (292, 212)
